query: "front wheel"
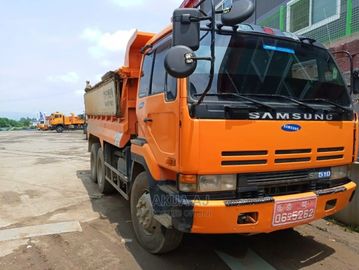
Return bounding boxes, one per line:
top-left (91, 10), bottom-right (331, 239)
top-left (130, 172), bottom-right (183, 254)
top-left (56, 126), bottom-right (64, 133)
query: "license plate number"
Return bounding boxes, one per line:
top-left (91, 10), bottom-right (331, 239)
top-left (272, 196), bottom-right (317, 227)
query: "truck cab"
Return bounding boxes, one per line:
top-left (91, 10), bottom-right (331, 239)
top-left (85, 0), bottom-right (357, 254)
top-left (50, 112), bottom-right (85, 133)
top-left (50, 112), bottom-right (63, 125)
top-left (49, 112), bottom-right (65, 133)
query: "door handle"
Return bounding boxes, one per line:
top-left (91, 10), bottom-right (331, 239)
top-left (143, 117), bottom-right (153, 123)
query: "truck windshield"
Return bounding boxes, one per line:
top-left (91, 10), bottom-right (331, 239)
top-left (189, 32), bottom-right (351, 107)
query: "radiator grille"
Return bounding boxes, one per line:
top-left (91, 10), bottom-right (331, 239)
top-left (275, 149), bottom-right (311, 155)
top-left (222, 160), bottom-right (267, 166)
top-left (222, 150), bottom-right (268, 156)
top-left (274, 148), bottom-right (312, 164)
top-left (242, 169), bottom-right (310, 186)
top-left (237, 169), bottom-right (350, 197)
top-left (221, 150), bottom-right (268, 166)
top-left (316, 146), bottom-right (344, 161)
top-left (318, 147), bottom-right (344, 152)
top-left (275, 157), bottom-right (311, 163)
top-left (221, 146), bottom-right (345, 166)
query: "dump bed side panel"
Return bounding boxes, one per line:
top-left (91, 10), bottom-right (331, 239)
top-left (84, 74), bottom-right (121, 116)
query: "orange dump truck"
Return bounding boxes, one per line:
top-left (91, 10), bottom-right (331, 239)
top-left (49, 112), bottom-right (85, 133)
top-left (84, 0), bottom-right (357, 254)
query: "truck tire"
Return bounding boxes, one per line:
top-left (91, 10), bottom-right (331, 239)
top-left (56, 126), bottom-right (64, 133)
top-left (130, 172), bottom-right (183, 254)
top-left (90, 143), bottom-right (100, 183)
top-left (96, 148), bottom-right (116, 194)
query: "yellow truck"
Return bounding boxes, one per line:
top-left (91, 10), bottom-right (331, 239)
top-left (49, 112), bottom-right (85, 133)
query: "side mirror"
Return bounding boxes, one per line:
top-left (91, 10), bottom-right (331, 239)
top-left (172, 8), bottom-right (201, 51)
top-left (221, 0), bottom-right (255, 26)
top-left (353, 70), bottom-right (359, 94)
top-left (165, 46), bottom-right (197, 78)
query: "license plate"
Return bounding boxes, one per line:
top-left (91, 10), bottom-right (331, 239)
top-left (272, 196), bottom-right (317, 227)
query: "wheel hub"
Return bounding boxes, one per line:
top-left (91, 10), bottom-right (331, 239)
top-left (136, 192), bottom-right (158, 234)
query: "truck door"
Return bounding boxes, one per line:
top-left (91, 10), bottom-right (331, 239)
top-left (137, 37), bottom-right (180, 171)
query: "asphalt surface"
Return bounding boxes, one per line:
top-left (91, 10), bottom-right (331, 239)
top-left (0, 130), bottom-right (359, 270)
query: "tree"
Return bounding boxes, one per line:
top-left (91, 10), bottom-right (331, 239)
top-left (19, 117), bottom-right (32, 127)
top-left (0, 117), bottom-right (33, 128)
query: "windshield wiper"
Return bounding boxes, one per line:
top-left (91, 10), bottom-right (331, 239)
top-left (242, 94), bottom-right (317, 112)
top-left (301, 98), bottom-right (352, 113)
top-left (194, 93), bottom-right (276, 111)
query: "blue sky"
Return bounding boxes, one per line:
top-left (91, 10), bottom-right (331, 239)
top-left (0, 0), bottom-right (182, 119)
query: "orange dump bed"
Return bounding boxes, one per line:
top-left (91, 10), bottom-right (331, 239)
top-left (85, 31), bottom-right (154, 148)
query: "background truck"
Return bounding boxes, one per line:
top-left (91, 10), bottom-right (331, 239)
top-left (37, 112), bottom-right (50, 131)
top-left (84, 0), bottom-right (358, 254)
top-left (36, 119), bottom-right (49, 131)
top-left (49, 112), bottom-right (85, 133)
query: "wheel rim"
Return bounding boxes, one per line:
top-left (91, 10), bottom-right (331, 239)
top-left (136, 192), bottom-right (159, 235)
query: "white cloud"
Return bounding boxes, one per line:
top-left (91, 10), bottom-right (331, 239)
top-left (88, 46), bottom-right (106, 59)
top-left (47, 72), bottom-right (80, 84)
top-left (74, 89), bottom-right (84, 96)
top-left (100, 59), bottom-right (112, 68)
top-left (110, 0), bottom-right (144, 7)
top-left (81, 28), bottom-right (102, 42)
top-left (81, 28), bottom-right (136, 61)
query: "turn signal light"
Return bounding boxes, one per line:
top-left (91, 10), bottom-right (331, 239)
top-left (178, 174), bottom-right (197, 192)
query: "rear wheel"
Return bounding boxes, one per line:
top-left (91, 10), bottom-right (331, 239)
top-left (130, 172), bottom-right (183, 254)
top-left (56, 126), bottom-right (64, 133)
top-left (96, 148), bottom-right (115, 194)
top-left (90, 143), bottom-right (100, 183)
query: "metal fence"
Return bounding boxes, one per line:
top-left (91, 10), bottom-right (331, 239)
top-left (257, 0), bottom-right (359, 46)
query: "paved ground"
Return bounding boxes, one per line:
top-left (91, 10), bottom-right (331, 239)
top-left (0, 130), bottom-right (359, 270)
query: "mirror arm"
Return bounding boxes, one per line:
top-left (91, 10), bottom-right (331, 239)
top-left (191, 57), bottom-right (212, 61)
top-left (190, 15), bottom-right (211, 22)
top-left (193, 0), bottom-right (216, 108)
top-left (177, 14), bottom-right (211, 24)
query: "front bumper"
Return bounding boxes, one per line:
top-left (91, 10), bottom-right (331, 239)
top-left (168, 182), bottom-right (356, 234)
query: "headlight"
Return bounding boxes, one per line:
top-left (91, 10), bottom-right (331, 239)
top-left (198, 174), bottom-right (237, 192)
top-left (330, 165), bottom-right (349, 180)
top-left (178, 174), bottom-right (237, 192)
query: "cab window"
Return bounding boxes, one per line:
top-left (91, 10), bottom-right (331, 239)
top-left (151, 44), bottom-right (168, 95)
top-left (139, 53), bottom-right (154, 98)
top-left (151, 39), bottom-right (177, 100)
